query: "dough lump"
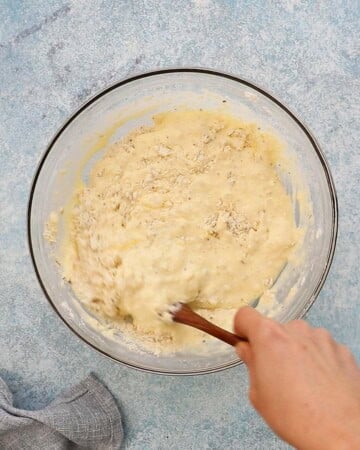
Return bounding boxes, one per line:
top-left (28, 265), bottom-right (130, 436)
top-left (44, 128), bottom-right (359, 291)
top-left (61, 110), bottom-right (298, 353)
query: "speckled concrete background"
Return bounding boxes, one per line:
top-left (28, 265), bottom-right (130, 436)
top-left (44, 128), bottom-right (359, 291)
top-left (0, 1), bottom-right (359, 449)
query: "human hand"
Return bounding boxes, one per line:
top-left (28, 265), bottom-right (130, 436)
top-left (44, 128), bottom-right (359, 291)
top-left (234, 307), bottom-right (360, 450)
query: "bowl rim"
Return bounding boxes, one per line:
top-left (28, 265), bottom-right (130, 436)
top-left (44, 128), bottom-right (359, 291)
top-left (27, 67), bottom-right (338, 375)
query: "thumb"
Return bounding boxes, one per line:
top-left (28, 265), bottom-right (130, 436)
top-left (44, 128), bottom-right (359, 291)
top-left (236, 341), bottom-right (252, 366)
top-left (234, 306), bottom-right (265, 342)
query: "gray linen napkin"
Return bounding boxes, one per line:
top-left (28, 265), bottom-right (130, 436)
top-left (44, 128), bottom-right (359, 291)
top-left (0, 374), bottom-right (123, 449)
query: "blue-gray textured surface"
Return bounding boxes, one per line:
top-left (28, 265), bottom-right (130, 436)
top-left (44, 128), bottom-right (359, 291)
top-left (0, 1), bottom-right (359, 449)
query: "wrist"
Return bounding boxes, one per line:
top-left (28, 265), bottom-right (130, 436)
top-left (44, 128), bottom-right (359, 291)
top-left (298, 425), bottom-right (360, 450)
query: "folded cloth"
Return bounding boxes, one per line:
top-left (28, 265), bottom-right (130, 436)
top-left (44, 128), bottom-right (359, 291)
top-left (0, 373), bottom-right (123, 450)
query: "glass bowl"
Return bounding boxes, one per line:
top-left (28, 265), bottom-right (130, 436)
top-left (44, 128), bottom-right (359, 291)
top-left (28, 69), bottom-right (338, 375)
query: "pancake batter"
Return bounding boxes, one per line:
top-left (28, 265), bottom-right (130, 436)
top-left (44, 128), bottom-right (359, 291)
top-left (58, 110), bottom-right (299, 353)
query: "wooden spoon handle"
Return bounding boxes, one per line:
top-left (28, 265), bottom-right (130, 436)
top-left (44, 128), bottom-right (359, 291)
top-left (172, 304), bottom-right (248, 346)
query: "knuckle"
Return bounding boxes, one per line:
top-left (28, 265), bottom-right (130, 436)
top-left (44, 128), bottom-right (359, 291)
top-left (291, 320), bottom-right (310, 333)
top-left (259, 320), bottom-right (285, 340)
top-left (338, 344), bottom-right (353, 359)
top-left (314, 327), bottom-right (332, 341)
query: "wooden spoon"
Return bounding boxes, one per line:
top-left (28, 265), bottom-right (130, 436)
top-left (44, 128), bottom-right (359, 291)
top-left (170, 303), bottom-right (248, 346)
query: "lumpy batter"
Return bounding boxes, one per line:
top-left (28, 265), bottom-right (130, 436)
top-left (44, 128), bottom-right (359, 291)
top-left (59, 110), bottom-right (298, 353)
